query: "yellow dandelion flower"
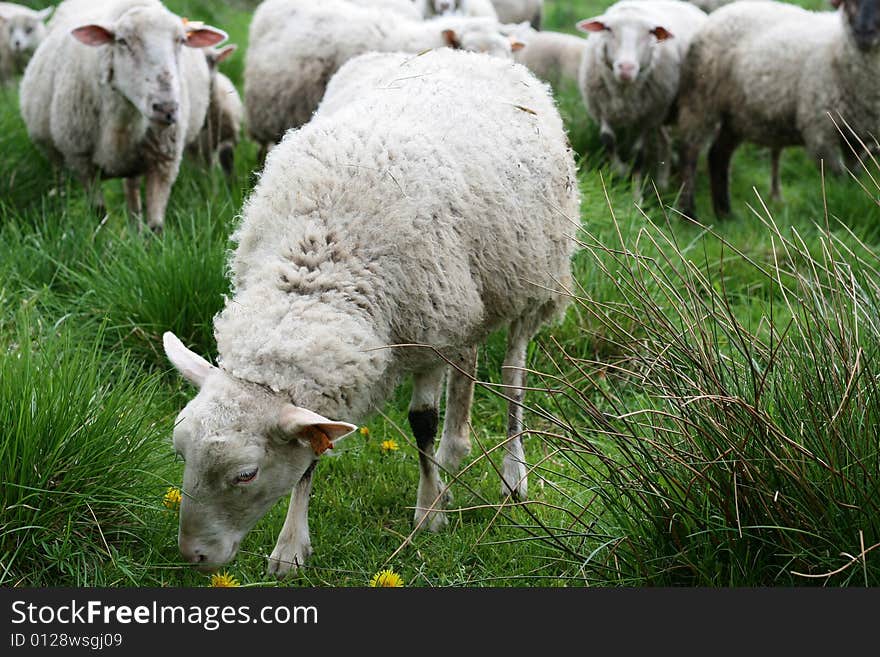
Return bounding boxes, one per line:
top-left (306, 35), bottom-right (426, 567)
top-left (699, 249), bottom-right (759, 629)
top-left (380, 439), bottom-right (399, 453)
top-left (163, 486), bottom-right (182, 510)
top-left (359, 426), bottom-right (370, 437)
top-left (370, 568), bottom-right (404, 587)
top-left (210, 571), bottom-right (240, 587)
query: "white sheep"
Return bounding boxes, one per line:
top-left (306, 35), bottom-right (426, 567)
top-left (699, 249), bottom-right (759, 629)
top-left (511, 25), bottom-right (588, 89)
top-left (348, 0), bottom-right (423, 17)
top-left (187, 44), bottom-right (244, 178)
top-left (489, 0), bottom-right (543, 28)
top-left (677, 0), bottom-right (880, 218)
top-left (19, 0), bottom-right (226, 231)
top-left (163, 47), bottom-right (579, 577)
top-left (0, 3), bottom-right (51, 84)
top-left (577, 0), bottom-right (707, 195)
top-left (245, 0), bottom-right (518, 156)
top-left (415, 0), bottom-right (499, 19)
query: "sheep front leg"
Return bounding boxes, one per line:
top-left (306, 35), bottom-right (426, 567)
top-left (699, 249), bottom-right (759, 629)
top-left (436, 346), bottom-right (477, 473)
top-left (600, 119), bottom-right (627, 178)
top-left (267, 462), bottom-right (315, 578)
top-left (656, 127), bottom-right (672, 191)
top-left (501, 318), bottom-right (531, 501)
top-left (145, 165), bottom-right (176, 233)
top-left (410, 365), bottom-right (448, 532)
top-left (124, 177), bottom-right (142, 225)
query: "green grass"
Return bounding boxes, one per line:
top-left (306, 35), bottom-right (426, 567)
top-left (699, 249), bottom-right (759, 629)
top-left (1, 0), bottom-right (879, 587)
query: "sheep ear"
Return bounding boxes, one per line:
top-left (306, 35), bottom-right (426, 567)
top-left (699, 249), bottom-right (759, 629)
top-left (442, 28), bottom-right (461, 49)
top-left (36, 7), bottom-right (54, 22)
top-left (277, 405), bottom-right (357, 455)
top-left (576, 19), bottom-right (608, 33)
top-left (510, 38), bottom-right (526, 52)
top-left (651, 26), bottom-right (673, 41)
top-left (184, 25), bottom-right (227, 48)
top-left (163, 332), bottom-right (216, 389)
top-left (213, 43), bottom-right (237, 65)
top-left (71, 24), bottom-right (115, 46)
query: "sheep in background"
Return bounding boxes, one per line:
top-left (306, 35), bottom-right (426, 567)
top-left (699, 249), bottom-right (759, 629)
top-left (245, 0), bottom-right (520, 157)
top-left (677, 0), bottom-right (880, 219)
top-left (416, 0), bottom-right (499, 19)
top-left (20, 0), bottom-right (226, 231)
top-left (187, 44), bottom-right (244, 178)
top-left (490, 0), bottom-right (543, 28)
top-left (510, 24), bottom-right (588, 89)
top-left (0, 3), bottom-right (51, 84)
top-left (577, 0), bottom-right (707, 196)
top-left (164, 48), bottom-right (579, 577)
top-left (348, 0), bottom-right (423, 17)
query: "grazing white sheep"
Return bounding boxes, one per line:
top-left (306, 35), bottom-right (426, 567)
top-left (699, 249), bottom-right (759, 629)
top-left (511, 25), bottom-right (588, 89)
top-left (489, 0), bottom-right (543, 28)
top-left (416, 0), bottom-right (499, 19)
top-left (245, 0), bottom-right (518, 155)
top-left (0, 3), bottom-right (51, 84)
top-left (19, 0), bottom-right (226, 231)
top-left (677, 0), bottom-right (880, 218)
top-left (187, 44), bottom-right (244, 178)
top-left (577, 0), bottom-right (707, 194)
top-left (164, 48), bottom-right (579, 577)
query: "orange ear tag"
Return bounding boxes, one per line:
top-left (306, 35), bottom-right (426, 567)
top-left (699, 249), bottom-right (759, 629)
top-left (304, 427), bottom-right (334, 456)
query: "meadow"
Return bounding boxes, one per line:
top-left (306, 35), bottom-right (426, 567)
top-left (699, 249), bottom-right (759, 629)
top-left (1, 0), bottom-right (879, 587)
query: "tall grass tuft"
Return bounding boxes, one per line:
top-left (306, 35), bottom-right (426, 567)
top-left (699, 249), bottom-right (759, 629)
top-left (0, 318), bottom-right (171, 585)
top-left (60, 213), bottom-right (232, 368)
top-left (518, 170), bottom-right (880, 586)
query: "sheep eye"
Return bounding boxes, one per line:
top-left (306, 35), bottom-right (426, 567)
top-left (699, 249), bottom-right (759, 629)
top-left (25, 27), bottom-right (33, 34)
top-left (116, 37), bottom-right (127, 47)
top-left (235, 468), bottom-right (258, 484)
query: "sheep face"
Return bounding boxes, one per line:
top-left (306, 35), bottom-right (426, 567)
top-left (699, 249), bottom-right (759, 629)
top-left (163, 332), bottom-right (355, 570)
top-left (577, 13), bottom-right (673, 84)
top-left (70, 8), bottom-right (226, 126)
top-left (430, 0), bottom-right (461, 15)
top-left (3, 8), bottom-right (51, 57)
top-left (443, 25), bottom-right (523, 58)
top-left (840, 0), bottom-right (880, 52)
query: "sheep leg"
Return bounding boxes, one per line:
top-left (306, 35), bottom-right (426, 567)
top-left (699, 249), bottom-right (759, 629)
top-left (267, 462), bottom-right (315, 578)
top-left (656, 127), bottom-right (672, 191)
top-left (600, 120), bottom-right (627, 177)
top-left (69, 156), bottom-right (106, 218)
top-left (632, 134), bottom-right (646, 204)
top-left (770, 148), bottom-right (783, 202)
top-left (144, 166), bottom-right (175, 233)
top-left (708, 121), bottom-right (741, 218)
top-left (124, 177), bottom-right (142, 224)
top-left (436, 346), bottom-right (477, 473)
top-left (219, 141), bottom-right (235, 178)
top-left (501, 318), bottom-right (532, 501)
top-left (410, 364), bottom-right (449, 532)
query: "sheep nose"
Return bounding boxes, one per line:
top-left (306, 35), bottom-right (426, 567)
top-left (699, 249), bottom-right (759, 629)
top-left (151, 101), bottom-right (178, 125)
top-left (616, 62), bottom-right (637, 82)
top-left (179, 537), bottom-right (208, 565)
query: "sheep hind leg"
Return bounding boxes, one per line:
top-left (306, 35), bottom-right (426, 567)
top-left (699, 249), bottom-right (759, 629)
top-left (770, 148), bottom-right (783, 203)
top-left (219, 142), bottom-right (235, 178)
top-left (708, 121), bottom-right (741, 218)
top-left (500, 317), bottom-right (535, 501)
top-left (410, 364), bottom-right (449, 532)
top-left (436, 346), bottom-right (477, 474)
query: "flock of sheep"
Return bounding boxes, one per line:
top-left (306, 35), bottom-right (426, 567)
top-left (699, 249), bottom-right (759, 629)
top-left (1, 0), bottom-right (877, 575)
